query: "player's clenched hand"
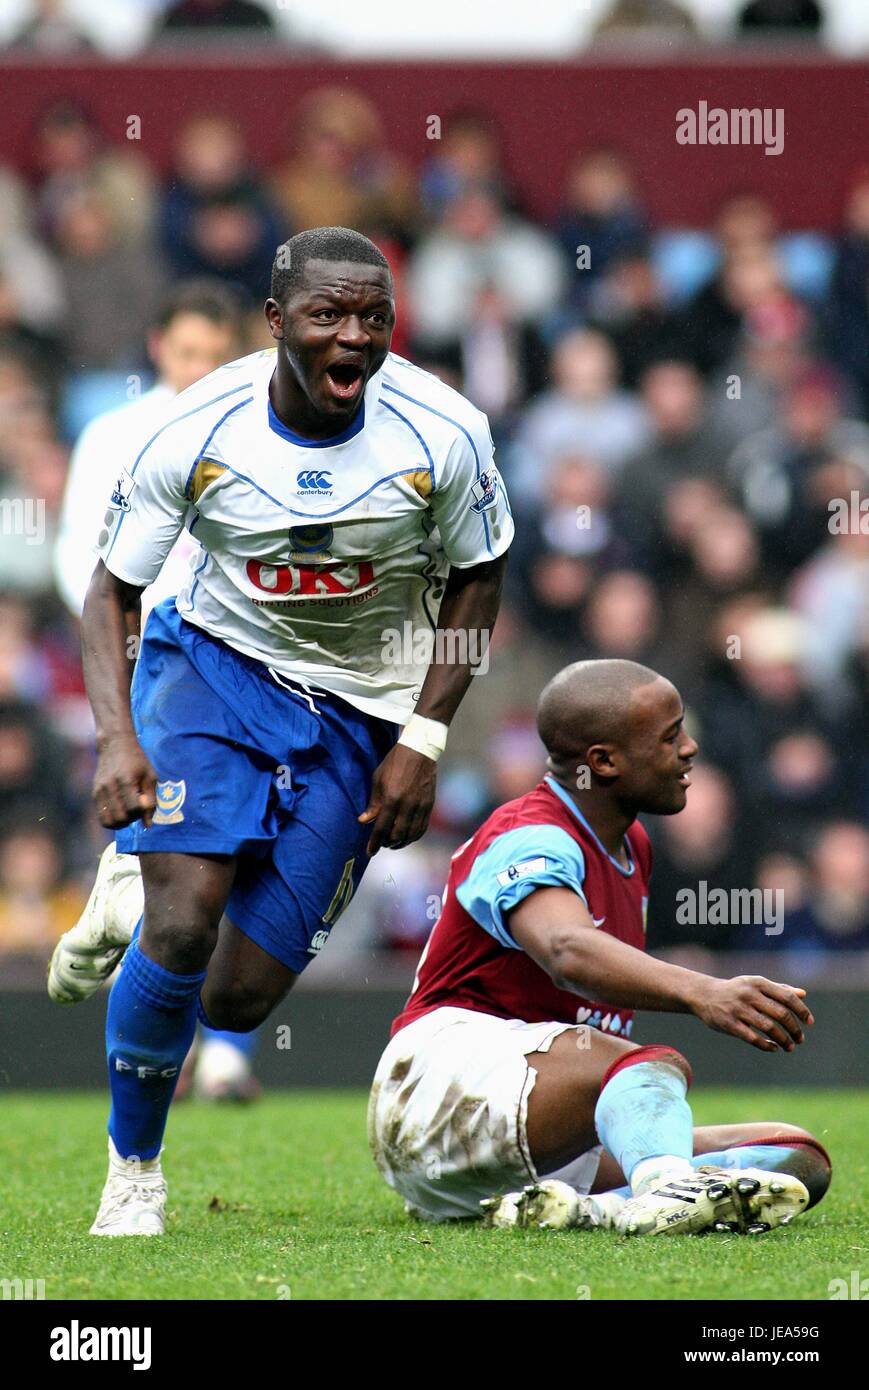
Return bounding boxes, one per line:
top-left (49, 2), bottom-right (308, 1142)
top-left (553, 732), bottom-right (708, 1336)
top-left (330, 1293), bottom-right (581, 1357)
top-left (690, 975), bottom-right (814, 1053)
top-left (359, 743), bottom-right (437, 855)
top-left (92, 732), bottom-right (158, 829)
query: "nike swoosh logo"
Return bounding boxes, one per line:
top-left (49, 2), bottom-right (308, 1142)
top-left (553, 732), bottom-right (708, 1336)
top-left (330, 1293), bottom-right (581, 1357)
top-left (592, 916), bottom-right (606, 927)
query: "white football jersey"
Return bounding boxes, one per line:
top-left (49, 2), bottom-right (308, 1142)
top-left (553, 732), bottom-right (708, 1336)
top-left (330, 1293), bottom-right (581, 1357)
top-left (98, 349), bottom-right (514, 725)
top-left (54, 383), bottom-right (200, 619)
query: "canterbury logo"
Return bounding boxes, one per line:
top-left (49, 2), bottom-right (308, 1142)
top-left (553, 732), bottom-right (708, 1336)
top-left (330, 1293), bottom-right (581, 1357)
top-left (297, 470), bottom-right (332, 491)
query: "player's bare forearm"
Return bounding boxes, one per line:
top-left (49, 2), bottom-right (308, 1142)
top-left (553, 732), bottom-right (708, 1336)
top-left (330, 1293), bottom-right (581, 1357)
top-left (81, 562), bottom-right (142, 746)
top-left (520, 910), bottom-right (707, 1014)
top-left (510, 885), bottom-right (813, 1053)
top-left (82, 561), bottom-right (157, 828)
top-left (414, 551), bottom-right (508, 724)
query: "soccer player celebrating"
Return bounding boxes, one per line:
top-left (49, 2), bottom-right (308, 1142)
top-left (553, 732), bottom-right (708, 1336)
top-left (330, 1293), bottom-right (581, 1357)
top-left (60, 226), bottom-right (512, 1236)
top-left (369, 659), bottom-right (831, 1236)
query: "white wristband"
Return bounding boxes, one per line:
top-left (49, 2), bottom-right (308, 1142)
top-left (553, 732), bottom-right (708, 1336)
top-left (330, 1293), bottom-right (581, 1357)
top-left (398, 713), bottom-right (449, 763)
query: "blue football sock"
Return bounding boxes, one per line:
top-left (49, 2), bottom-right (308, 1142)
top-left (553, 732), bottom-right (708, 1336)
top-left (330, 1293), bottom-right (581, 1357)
top-left (106, 939), bottom-right (206, 1160)
top-left (595, 1058), bottom-right (693, 1186)
top-left (199, 1025), bottom-right (260, 1058)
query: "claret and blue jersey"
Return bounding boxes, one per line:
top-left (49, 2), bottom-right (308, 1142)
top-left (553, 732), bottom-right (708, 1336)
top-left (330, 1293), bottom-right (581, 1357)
top-left (393, 774), bottom-right (652, 1037)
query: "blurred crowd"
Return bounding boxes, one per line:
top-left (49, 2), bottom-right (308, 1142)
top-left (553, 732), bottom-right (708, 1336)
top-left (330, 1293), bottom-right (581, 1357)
top-left (0, 0), bottom-right (839, 56)
top-left (0, 84), bottom-right (866, 969)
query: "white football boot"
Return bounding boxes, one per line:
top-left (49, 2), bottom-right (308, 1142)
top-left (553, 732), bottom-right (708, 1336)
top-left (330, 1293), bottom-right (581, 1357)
top-left (48, 843), bottom-right (143, 1004)
top-left (89, 1139), bottom-right (167, 1237)
top-left (615, 1165), bottom-right (809, 1236)
top-left (481, 1179), bottom-right (626, 1230)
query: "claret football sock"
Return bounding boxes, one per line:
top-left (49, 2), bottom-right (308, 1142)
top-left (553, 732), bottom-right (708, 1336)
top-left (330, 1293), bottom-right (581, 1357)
top-left (594, 1046), bottom-right (695, 1193)
top-left (106, 939), bottom-right (207, 1160)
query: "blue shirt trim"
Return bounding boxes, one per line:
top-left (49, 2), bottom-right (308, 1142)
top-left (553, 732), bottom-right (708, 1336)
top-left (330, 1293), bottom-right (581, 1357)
top-left (267, 397), bottom-right (366, 447)
top-left (104, 382), bottom-right (253, 566)
top-left (544, 775), bottom-right (635, 877)
top-left (379, 398), bottom-right (436, 488)
top-left (381, 381), bottom-right (493, 558)
top-left (183, 396), bottom-right (253, 499)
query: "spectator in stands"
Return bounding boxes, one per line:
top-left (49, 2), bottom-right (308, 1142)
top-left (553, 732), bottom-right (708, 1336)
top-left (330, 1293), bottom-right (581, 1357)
top-left (616, 359), bottom-right (727, 571)
top-left (160, 113), bottom-right (282, 300)
top-left (420, 109), bottom-right (516, 221)
top-left (55, 187), bottom-right (167, 371)
top-left (430, 283), bottom-right (548, 436)
top-left (739, 823), bottom-right (869, 956)
top-left (645, 763), bottom-right (751, 954)
top-left (33, 101), bottom-right (156, 252)
top-left (507, 328), bottom-right (649, 507)
top-left (708, 311), bottom-right (811, 452)
top-left (0, 351), bottom-right (53, 485)
top-left (681, 240), bottom-right (808, 377)
top-left (0, 165), bottom-right (67, 366)
top-left (554, 149), bottom-right (649, 314)
top-left (271, 88), bottom-right (417, 246)
top-left (694, 607), bottom-right (856, 847)
top-left (737, 0), bottom-right (825, 40)
top-left (0, 822), bottom-right (84, 956)
top-left (0, 701), bottom-right (73, 826)
top-left (589, 251), bottom-right (685, 388)
top-left (406, 184), bottom-right (565, 352)
top-left (660, 505), bottom-right (764, 691)
top-left (827, 172), bottom-right (869, 415)
top-left (511, 453), bottom-right (634, 641)
top-left (593, 0), bottom-right (698, 41)
top-left (155, 0), bottom-right (275, 36)
top-left (789, 519), bottom-right (869, 712)
top-left (483, 716), bottom-right (547, 812)
top-left (0, 424), bottom-right (67, 597)
top-left (5, 0), bottom-right (94, 55)
top-left (728, 366), bottom-right (869, 575)
top-left (579, 570), bottom-right (664, 667)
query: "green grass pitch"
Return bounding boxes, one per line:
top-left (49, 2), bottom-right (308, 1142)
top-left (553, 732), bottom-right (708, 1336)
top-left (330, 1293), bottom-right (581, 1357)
top-left (1, 1089), bottom-right (865, 1301)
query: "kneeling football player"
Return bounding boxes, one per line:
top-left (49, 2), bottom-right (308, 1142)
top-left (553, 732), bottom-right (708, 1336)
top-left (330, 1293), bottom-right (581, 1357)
top-left (368, 659), bottom-right (831, 1236)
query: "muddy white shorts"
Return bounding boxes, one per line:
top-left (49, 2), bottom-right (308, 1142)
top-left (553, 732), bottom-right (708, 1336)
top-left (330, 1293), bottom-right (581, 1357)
top-left (367, 1005), bottom-right (603, 1221)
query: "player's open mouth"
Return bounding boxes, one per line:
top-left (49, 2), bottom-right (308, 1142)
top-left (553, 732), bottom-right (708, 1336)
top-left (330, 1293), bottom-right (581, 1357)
top-left (325, 362), bottom-right (365, 402)
top-left (678, 769), bottom-right (692, 786)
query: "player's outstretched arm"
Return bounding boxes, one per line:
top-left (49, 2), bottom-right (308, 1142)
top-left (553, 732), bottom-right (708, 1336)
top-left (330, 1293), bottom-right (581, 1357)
top-left (81, 560), bottom-right (157, 830)
top-left (509, 885), bottom-right (813, 1054)
top-left (359, 552), bottom-right (508, 856)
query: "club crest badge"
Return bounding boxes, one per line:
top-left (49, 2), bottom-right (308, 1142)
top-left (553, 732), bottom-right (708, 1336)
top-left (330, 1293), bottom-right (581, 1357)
top-left (288, 523), bottom-right (334, 561)
top-left (153, 779), bottom-right (186, 825)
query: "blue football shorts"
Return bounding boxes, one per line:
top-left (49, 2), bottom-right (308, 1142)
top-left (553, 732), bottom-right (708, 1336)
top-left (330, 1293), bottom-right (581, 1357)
top-left (115, 599), bottom-right (399, 973)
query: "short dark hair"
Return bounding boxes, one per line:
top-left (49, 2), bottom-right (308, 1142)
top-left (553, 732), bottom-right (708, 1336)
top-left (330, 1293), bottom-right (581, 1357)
top-left (270, 226), bottom-right (391, 302)
top-left (154, 279), bottom-right (246, 332)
